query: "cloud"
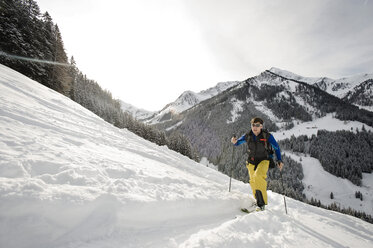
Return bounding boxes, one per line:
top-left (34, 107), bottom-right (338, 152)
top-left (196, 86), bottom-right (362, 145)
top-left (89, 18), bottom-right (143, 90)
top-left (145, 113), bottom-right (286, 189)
top-left (182, 0), bottom-right (373, 78)
top-left (36, 0), bottom-right (373, 110)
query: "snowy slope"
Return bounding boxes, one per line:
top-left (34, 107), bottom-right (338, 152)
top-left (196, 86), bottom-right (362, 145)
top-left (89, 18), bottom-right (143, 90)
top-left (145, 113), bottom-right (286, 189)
top-left (271, 114), bottom-right (373, 215)
top-left (286, 152), bottom-right (373, 216)
top-left (272, 113), bottom-right (373, 141)
top-left (250, 70), bottom-right (326, 120)
top-left (318, 74), bottom-right (373, 100)
top-left (269, 67), bottom-right (373, 97)
top-left (269, 67), bottom-right (373, 111)
top-left (1, 64), bottom-right (373, 248)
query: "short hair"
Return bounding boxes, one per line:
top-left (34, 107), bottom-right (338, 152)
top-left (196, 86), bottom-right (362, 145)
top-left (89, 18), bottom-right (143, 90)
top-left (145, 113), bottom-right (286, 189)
top-left (250, 117), bottom-right (264, 125)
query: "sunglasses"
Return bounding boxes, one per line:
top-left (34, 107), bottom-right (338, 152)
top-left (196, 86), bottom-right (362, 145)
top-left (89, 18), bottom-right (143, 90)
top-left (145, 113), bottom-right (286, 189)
top-left (251, 123), bottom-right (262, 127)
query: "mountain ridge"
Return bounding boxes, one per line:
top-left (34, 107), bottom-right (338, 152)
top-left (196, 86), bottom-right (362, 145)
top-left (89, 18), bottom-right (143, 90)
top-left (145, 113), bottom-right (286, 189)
top-left (122, 67), bottom-right (373, 123)
top-left (138, 80), bottom-right (240, 124)
top-left (119, 100), bottom-right (155, 120)
top-left (268, 67), bottom-right (373, 111)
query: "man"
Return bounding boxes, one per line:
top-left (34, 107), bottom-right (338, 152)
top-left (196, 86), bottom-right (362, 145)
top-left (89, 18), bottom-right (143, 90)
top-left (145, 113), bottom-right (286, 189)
top-left (231, 117), bottom-right (284, 211)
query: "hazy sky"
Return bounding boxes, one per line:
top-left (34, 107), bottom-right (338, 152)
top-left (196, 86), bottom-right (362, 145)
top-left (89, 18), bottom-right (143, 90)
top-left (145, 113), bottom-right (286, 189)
top-left (36, 0), bottom-right (373, 111)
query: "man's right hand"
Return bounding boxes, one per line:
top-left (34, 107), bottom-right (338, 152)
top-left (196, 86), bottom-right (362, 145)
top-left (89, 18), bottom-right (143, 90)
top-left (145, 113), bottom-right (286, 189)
top-left (231, 136), bottom-right (237, 144)
top-left (277, 161), bottom-right (284, 171)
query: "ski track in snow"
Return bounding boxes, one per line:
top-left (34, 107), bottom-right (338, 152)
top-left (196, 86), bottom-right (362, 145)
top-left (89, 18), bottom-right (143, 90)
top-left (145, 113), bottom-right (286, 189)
top-left (1, 64), bottom-right (373, 248)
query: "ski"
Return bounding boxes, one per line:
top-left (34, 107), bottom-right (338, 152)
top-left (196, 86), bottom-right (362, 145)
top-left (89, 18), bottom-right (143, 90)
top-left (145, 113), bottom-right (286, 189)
top-left (240, 208), bottom-right (255, 214)
top-left (240, 206), bottom-right (266, 213)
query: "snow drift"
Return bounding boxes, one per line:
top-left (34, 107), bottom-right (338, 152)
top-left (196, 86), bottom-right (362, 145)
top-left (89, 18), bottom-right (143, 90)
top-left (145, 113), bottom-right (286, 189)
top-left (0, 64), bottom-right (372, 248)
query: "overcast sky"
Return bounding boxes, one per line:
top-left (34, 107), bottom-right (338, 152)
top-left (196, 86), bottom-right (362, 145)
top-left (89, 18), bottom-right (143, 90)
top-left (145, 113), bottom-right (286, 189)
top-left (36, 0), bottom-right (373, 111)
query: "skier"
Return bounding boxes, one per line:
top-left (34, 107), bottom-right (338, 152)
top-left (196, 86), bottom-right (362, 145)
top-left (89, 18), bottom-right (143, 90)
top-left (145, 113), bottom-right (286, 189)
top-left (231, 117), bottom-right (284, 211)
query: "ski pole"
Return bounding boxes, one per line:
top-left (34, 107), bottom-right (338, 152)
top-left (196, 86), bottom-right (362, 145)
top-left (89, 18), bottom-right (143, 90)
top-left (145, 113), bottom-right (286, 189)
top-left (279, 168), bottom-right (288, 214)
top-left (229, 135), bottom-right (236, 192)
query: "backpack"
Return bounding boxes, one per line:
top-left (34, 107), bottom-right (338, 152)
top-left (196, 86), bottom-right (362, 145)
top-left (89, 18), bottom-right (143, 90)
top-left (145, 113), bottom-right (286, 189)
top-left (245, 129), bottom-right (276, 169)
top-left (262, 130), bottom-right (276, 169)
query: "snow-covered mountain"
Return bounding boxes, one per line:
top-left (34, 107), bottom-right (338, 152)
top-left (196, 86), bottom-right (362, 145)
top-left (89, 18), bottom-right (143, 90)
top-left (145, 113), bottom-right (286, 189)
top-left (152, 68), bottom-right (373, 216)
top-left (1, 64), bottom-right (373, 248)
top-left (145, 81), bottom-right (239, 124)
top-left (119, 100), bottom-right (155, 120)
top-left (154, 68), bottom-right (372, 158)
top-left (343, 79), bottom-right (373, 111)
top-left (269, 67), bottom-right (373, 111)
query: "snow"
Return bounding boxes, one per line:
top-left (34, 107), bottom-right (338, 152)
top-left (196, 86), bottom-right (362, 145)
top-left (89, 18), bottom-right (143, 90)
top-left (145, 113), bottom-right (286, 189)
top-left (272, 113), bottom-right (373, 141)
top-left (166, 121), bottom-right (183, 131)
top-left (147, 81), bottom-right (239, 124)
top-left (358, 104), bottom-right (373, 112)
top-left (328, 74), bottom-right (373, 98)
top-left (269, 67), bottom-right (373, 99)
top-left (179, 194), bottom-right (373, 248)
top-left (269, 67), bottom-right (326, 85)
top-left (254, 101), bottom-right (281, 123)
top-left (200, 157), bottom-right (218, 171)
top-left (119, 100), bottom-right (155, 120)
top-left (292, 94), bottom-right (319, 117)
top-left (363, 173), bottom-right (373, 189)
top-left (1, 63), bottom-right (373, 248)
top-left (253, 72), bottom-right (321, 122)
top-left (246, 94), bottom-right (282, 124)
top-left (270, 113), bottom-right (373, 216)
top-left (286, 152), bottom-right (373, 216)
top-left (227, 98), bottom-right (244, 123)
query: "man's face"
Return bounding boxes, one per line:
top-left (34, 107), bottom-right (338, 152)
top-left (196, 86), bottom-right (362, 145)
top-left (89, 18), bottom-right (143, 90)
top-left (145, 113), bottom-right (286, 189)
top-left (251, 122), bottom-right (263, 134)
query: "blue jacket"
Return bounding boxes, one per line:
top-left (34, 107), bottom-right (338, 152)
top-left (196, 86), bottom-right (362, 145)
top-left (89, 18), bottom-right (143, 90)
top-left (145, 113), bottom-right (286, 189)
top-left (234, 131), bottom-right (282, 161)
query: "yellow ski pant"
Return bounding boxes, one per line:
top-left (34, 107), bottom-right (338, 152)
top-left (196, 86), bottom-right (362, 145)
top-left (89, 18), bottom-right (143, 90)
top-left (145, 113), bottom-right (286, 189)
top-left (246, 160), bottom-right (269, 205)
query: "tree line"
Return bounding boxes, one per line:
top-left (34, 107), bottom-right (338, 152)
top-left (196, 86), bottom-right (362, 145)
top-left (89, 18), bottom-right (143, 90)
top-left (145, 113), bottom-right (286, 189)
top-left (0, 0), bottom-right (72, 96)
top-left (0, 0), bottom-right (196, 161)
top-left (308, 197), bottom-right (372, 224)
top-left (278, 128), bottom-right (373, 186)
